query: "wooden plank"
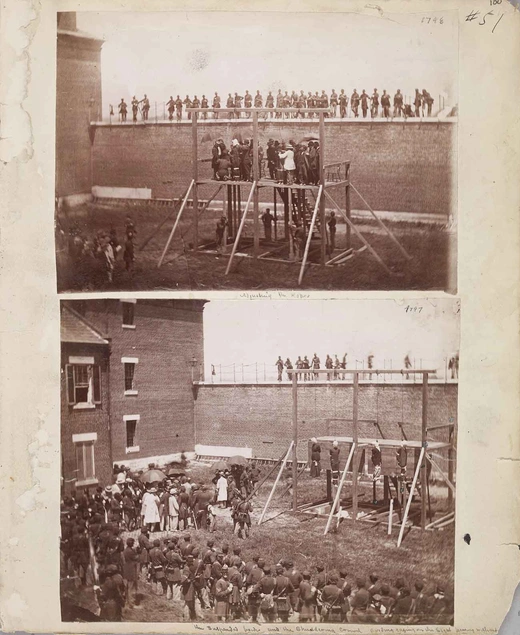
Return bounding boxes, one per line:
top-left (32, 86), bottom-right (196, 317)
top-left (326, 248), bottom-right (353, 265)
top-left (350, 182), bottom-right (412, 260)
top-left (425, 511), bottom-right (455, 530)
top-left (388, 498), bottom-right (394, 535)
top-left (427, 454), bottom-right (456, 494)
top-left (252, 111), bottom-right (260, 258)
top-left (319, 113), bottom-right (326, 265)
top-left (225, 182), bottom-right (257, 275)
top-left (323, 189), bottom-right (394, 276)
top-left (157, 179), bottom-right (195, 267)
top-left (258, 442), bottom-right (294, 525)
top-left (298, 185), bottom-right (323, 285)
top-left (397, 446), bottom-right (425, 547)
top-left (421, 372), bottom-right (428, 530)
top-left (192, 112), bottom-right (199, 250)
top-left (323, 442), bottom-right (356, 535)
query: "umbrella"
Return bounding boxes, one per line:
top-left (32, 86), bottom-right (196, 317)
top-left (229, 455), bottom-right (248, 467)
top-left (168, 466), bottom-right (186, 476)
top-left (139, 469), bottom-right (167, 483)
top-left (211, 460), bottom-right (229, 471)
top-left (298, 135), bottom-right (319, 144)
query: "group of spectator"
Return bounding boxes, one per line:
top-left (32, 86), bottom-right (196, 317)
top-left (115, 88), bottom-right (436, 122)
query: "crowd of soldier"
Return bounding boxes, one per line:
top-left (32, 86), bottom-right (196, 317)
top-left (115, 88), bottom-right (436, 122)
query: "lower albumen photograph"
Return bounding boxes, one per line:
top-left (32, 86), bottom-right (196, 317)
top-left (60, 297), bottom-right (459, 624)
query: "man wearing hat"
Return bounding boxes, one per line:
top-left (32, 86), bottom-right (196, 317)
top-left (137, 527), bottom-right (151, 580)
top-left (320, 573), bottom-right (344, 622)
top-left (274, 563), bottom-right (294, 622)
top-left (246, 558), bottom-right (264, 621)
top-left (286, 560), bottom-right (303, 614)
top-left (330, 440), bottom-right (341, 488)
top-left (95, 564), bottom-right (126, 621)
top-left (310, 438), bottom-right (321, 477)
top-left (164, 542), bottom-right (183, 601)
top-left (348, 577), bottom-right (370, 622)
top-left (141, 487), bottom-right (160, 532)
top-left (256, 564), bottom-right (276, 622)
top-left (122, 537), bottom-right (139, 607)
top-left (299, 571), bottom-right (317, 622)
top-left (181, 554), bottom-right (200, 620)
top-left (278, 143), bottom-right (296, 185)
top-left (228, 560), bottom-right (244, 620)
top-left (149, 539), bottom-right (168, 595)
top-left (214, 565), bottom-right (233, 621)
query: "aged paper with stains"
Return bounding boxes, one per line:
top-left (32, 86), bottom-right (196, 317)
top-left (0, 0), bottom-right (519, 633)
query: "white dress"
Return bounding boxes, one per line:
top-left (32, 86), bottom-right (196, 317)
top-left (141, 491), bottom-right (160, 524)
top-left (216, 476), bottom-right (228, 503)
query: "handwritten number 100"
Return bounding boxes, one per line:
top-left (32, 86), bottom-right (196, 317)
top-left (490, 0), bottom-right (502, 4)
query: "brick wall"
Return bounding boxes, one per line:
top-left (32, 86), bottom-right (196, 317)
top-left (56, 31), bottom-right (102, 199)
top-left (81, 300), bottom-right (205, 465)
top-left (92, 119), bottom-right (455, 215)
top-left (194, 382), bottom-right (457, 467)
top-left (61, 342), bottom-right (112, 494)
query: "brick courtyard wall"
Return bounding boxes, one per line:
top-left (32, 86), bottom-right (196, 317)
top-left (91, 119), bottom-right (456, 216)
top-left (61, 342), bottom-right (112, 494)
top-left (78, 299), bottom-right (206, 465)
top-left (194, 382), bottom-right (457, 469)
top-left (56, 31), bottom-right (102, 199)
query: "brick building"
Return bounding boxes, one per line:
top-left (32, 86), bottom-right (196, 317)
top-left (60, 304), bottom-right (112, 495)
top-left (56, 12), bottom-right (103, 206)
top-left (61, 299), bottom-right (206, 493)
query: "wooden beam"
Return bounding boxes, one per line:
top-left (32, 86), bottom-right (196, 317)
top-left (352, 372), bottom-right (359, 523)
top-left (252, 111), bottom-right (260, 258)
top-left (298, 185), bottom-right (323, 286)
top-left (323, 189), bottom-right (394, 276)
top-left (225, 181), bottom-right (257, 275)
top-left (323, 442), bottom-right (356, 535)
top-left (421, 372), bottom-right (428, 530)
top-left (425, 511), bottom-right (455, 530)
top-left (157, 179), bottom-right (195, 267)
top-left (319, 113), bottom-right (326, 265)
top-left (258, 442), bottom-right (294, 525)
top-left (426, 454), bottom-right (456, 494)
top-left (397, 446), bottom-right (425, 547)
top-left (326, 248), bottom-right (353, 265)
top-left (186, 107), bottom-right (331, 113)
top-left (292, 371), bottom-right (298, 512)
top-left (192, 112), bottom-right (199, 251)
top-left (388, 498), bottom-right (394, 535)
top-left (350, 182), bottom-right (412, 260)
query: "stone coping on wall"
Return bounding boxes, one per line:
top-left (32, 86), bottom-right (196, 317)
top-left (91, 117), bottom-right (458, 128)
top-left (194, 379), bottom-right (458, 387)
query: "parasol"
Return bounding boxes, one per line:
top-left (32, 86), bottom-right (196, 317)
top-left (229, 455), bottom-right (248, 467)
top-left (211, 460), bottom-right (230, 471)
top-left (139, 468), bottom-right (167, 483)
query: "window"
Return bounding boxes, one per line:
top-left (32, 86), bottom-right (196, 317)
top-left (122, 302), bottom-right (135, 328)
top-left (124, 363), bottom-right (135, 391)
top-left (66, 364), bottom-right (101, 407)
top-left (73, 433), bottom-right (97, 485)
top-left (124, 415), bottom-right (140, 453)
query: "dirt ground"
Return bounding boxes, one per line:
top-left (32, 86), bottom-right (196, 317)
top-left (56, 202), bottom-right (453, 292)
top-left (61, 462), bottom-right (454, 623)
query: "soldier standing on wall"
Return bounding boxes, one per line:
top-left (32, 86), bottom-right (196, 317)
top-left (201, 95), bottom-right (209, 119)
top-left (339, 90), bottom-right (348, 118)
top-left (351, 89), bottom-right (360, 118)
top-left (131, 96), bottom-right (139, 122)
top-left (381, 90), bottom-right (391, 119)
top-left (360, 90), bottom-right (369, 118)
top-left (276, 356), bottom-right (284, 382)
top-left (393, 89), bottom-right (404, 118)
top-left (212, 92), bottom-right (221, 119)
top-left (118, 98), bottom-right (127, 123)
top-left (140, 94), bottom-right (150, 121)
top-left (175, 95), bottom-right (183, 121)
top-left (370, 88), bottom-right (379, 118)
top-left (166, 96), bottom-right (175, 121)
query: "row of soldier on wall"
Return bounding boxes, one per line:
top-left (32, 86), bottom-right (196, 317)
top-left (114, 88), bottom-right (436, 122)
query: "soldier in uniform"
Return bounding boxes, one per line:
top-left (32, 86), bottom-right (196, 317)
top-left (140, 94), bottom-right (150, 121)
top-left (174, 95), bottom-right (183, 121)
top-left (273, 564), bottom-right (294, 622)
top-left (320, 573), bottom-right (344, 622)
top-left (261, 209), bottom-right (274, 242)
top-left (234, 92), bottom-right (243, 118)
top-left (95, 564), bottom-right (126, 621)
top-left (192, 95), bottom-right (200, 113)
top-left (165, 542), bottom-right (183, 601)
top-left (122, 537), bottom-right (139, 607)
top-left (381, 90), bottom-right (391, 118)
top-left (339, 90), bottom-right (348, 118)
top-left (201, 95), bottom-right (209, 119)
top-left (246, 558), bottom-right (265, 621)
top-left (360, 90), bottom-right (369, 118)
top-left (311, 353), bottom-right (320, 380)
top-left (370, 89), bottom-right (379, 118)
top-left (118, 98), bottom-right (127, 123)
top-left (137, 527), bottom-right (151, 580)
top-left (131, 96), bottom-right (139, 122)
top-left (393, 89), bottom-right (404, 118)
top-left (325, 354), bottom-right (333, 380)
top-left (256, 564), bottom-right (276, 622)
top-left (254, 90), bottom-right (263, 109)
top-left (265, 91), bottom-right (274, 116)
top-left (348, 577), bottom-right (370, 622)
top-left (351, 89), bottom-right (360, 117)
top-left (299, 571), bottom-right (317, 622)
top-left (286, 561), bottom-right (303, 615)
top-left (275, 90), bottom-right (283, 118)
top-left (275, 356), bottom-right (284, 382)
top-left (149, 539), bottom-right (168, 595)
top-left (166, 96), bottom-right (175, 120)
top-left (284, 357), bottom-right (293, 380)
top-left (244, 90), bottom-right (253, 117)
top-left (328, 211), bottom-right (337, 253)
top-left (414, 89), bottom-right (422, 118)
top-left (330, 89), bottom-right (339, 117)
top-left (212, 92), bottom-right (221, 119)
top-left (183, 95), bottom-right (192, 120)
top-left (303, 355), bottom-right (310, 381)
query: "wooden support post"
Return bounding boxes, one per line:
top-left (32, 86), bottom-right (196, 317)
top-left (252, 111), bottom-right (260, 258)
top-left (448, 427), bottom-right (454, 509)
top-left (237, 186), bottom-right (242, 237)
top-left (323, 442), bottom-right (356, 535)
top-left (326, 470), bottom-right (332, 501)
top-left (383, 475), bottom-right (390, 503)
top-left (298, 185), bottom-right (323, 286)
top-left (292, 370), bottom-right (298, 512)
top-left (397, 446), bottom-right (425, 547)
top-left (258, 442), bottom-right (294, 525)
top-left (352, 372), bottom-right (360, 522)
top-left (227, 185), bottom-right (233, 237)
top-left (192, 112), bottom-right (199, 251)
top-left (158, 180), bottom-right (195, 267)
top-left (388, 498), bottom-right (394, 535)
top-left (273, 188), bottom-right (278, 241)
top-left (319, 112), bottom-right (326, 265)
top-left (421, 372), bottom-right (428, 530)
top-left (225, 182), bottom-right (256, 275)
top-left (345, 164), bottom-right (351, 250)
